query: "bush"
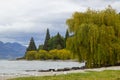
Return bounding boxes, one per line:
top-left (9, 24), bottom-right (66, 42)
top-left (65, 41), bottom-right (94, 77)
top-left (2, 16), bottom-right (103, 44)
top-left (25, 49), bottom-right (73, 60)
top-left (25, 51), bottom-right (37, 60)
top-left (49, 49), bottom-right (73, 60)
top-left (38, 50), bottom-right (52, 60)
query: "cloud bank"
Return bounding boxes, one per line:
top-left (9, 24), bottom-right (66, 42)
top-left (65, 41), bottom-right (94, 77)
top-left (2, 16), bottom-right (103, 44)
top-left (0, 0), bottom-right (120, 46)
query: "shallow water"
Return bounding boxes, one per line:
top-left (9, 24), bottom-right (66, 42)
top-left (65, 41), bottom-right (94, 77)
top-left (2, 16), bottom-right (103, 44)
top-left (0, 60), bottom-right (85, 76)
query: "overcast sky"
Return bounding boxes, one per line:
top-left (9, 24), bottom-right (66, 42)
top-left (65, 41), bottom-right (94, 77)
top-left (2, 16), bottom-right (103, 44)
top-left (0, 0), bottom-right (120, 46)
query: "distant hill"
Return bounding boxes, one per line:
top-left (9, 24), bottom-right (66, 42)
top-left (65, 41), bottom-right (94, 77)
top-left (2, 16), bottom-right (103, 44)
top-left (0, 41), bottom-right (26, 59)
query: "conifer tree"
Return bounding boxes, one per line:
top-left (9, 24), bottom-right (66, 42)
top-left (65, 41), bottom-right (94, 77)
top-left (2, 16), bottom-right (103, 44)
top-left (65, 29), bottom-right (69, 47)
top-left (43, 28), bottom-right (50, 51)
top-left (56, 32), bottom-right (65, 49)
top-left (48, 32), bottom-right (65, 50)
top-left (27, 37), bottom-right (37, 51)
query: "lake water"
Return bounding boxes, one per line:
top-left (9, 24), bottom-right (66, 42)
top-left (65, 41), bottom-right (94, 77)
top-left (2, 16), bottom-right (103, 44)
top-left (0, 60), bottom-right (85, 76)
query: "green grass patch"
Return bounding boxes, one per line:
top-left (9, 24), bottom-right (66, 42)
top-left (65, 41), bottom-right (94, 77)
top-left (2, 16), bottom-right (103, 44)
top-left (9, 70), bottom-right (120, 80)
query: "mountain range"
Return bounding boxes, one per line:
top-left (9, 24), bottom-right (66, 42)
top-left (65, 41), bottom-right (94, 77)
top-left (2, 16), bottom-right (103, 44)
top-left (0, 41), bottom-right (26, 59)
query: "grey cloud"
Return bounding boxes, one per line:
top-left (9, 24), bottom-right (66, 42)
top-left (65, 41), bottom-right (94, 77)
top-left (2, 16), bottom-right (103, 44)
top-left (0, 0), bottom-right (120, 46)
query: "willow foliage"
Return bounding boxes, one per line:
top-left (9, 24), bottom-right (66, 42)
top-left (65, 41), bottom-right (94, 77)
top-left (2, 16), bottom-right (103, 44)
top-left (66, 6), bottom-right (120, 68)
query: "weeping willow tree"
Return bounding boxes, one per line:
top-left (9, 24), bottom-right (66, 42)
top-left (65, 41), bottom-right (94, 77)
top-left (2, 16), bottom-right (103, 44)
top-left (66, 6), bottom-right (120, 68)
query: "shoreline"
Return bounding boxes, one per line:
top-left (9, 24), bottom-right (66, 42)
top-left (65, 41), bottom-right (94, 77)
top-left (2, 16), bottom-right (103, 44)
top-left (1, 66), bottom-right (120, 80)
top-left (1, 59), bottom-right (79, 62)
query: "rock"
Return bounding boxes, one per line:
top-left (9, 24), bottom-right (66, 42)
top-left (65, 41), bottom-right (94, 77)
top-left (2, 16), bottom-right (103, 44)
top-left (56, 68), bottom-right (71, 72)
top-left (63, 68), bottom-right (71, 71)
top-left (37, 66), bottom-right (86, 72)
top-left (56, 68), bottom-right (64, 71)
top-left (25, 70), bottom-right (36, 72)
top-left (49, 69), bottom-right (55, 72)
top-left (38, 70), bottom-right (50, 72)
top-left (71, 67), bottom-right (80, 70)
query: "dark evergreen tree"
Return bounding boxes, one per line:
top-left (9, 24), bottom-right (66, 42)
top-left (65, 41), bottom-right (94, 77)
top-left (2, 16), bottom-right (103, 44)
top-left (56, 33), bottom-right (62, 49)
top-left (43, 28), bottom-right (50, 51)
top-left (27, 37), bottom-right (37, 51)
top-left (65, 29), bottom-right (69, 41)
top-left (65, 29), bottom-right (69, 47)
top-left (48, 32), bottom-right (65, 50)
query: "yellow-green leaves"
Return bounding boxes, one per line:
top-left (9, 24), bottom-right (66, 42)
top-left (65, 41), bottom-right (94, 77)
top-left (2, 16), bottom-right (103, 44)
top-left (25, 49), bottom-right (73, 60)
top-left (66, 6), bottom-right (120, 68)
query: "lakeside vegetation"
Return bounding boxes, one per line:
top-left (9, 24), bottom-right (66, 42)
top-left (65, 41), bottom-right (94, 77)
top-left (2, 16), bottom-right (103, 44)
top-left (22, 6), bottom-right (120, 68)
top-left (66, 6), bottom-right (120, 68)
top-left (10, 5), bottom-right (120, 80)
top-left (23, 29), bottom-right (74, 60)
top-left (25, 49), bottom-right (73, 60)
top-left (9, 70), bottom-right (120, 80)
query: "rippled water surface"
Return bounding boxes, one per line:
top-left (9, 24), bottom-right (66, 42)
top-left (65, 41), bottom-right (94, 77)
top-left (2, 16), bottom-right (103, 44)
top-left (0, 60), bottom-right (85, 75)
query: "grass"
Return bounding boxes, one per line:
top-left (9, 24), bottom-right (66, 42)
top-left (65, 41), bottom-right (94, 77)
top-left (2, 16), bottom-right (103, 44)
top-left (9, 70), bottom-right (120, 80)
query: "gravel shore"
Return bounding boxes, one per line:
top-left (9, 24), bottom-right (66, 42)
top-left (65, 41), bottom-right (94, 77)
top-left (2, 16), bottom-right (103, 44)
top-left (1, 66), bottom-right (120, 80)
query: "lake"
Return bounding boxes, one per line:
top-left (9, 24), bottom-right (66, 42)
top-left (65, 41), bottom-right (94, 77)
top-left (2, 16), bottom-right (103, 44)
top-left (0, 60), bottom-right (85, 76)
